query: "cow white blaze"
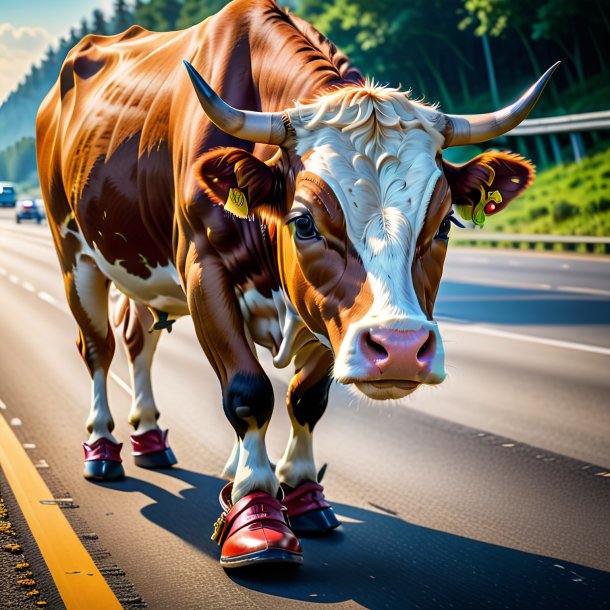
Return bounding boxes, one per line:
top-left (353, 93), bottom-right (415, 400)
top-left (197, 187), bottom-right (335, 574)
top-left (288, 83), bottom-right (447, 398)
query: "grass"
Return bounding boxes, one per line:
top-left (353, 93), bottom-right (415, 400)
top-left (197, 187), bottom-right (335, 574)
top-left (476, 146), bottom-right (610, 252)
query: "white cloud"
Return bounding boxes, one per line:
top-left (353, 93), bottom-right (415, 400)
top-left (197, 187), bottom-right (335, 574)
top-left (0, 23), bottom-right (53, 104)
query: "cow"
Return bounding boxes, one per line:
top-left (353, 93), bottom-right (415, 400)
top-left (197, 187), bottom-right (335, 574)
top-left (36, 0), bottom-right (557, 569)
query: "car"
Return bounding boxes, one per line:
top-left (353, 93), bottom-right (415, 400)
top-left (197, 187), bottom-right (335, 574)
top-left (15, 199), bottom-right (44, 224)
top-left (0, 181), bottom-right (17, 207)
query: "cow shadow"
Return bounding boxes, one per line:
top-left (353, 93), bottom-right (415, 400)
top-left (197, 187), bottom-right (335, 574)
top-left (436, 280), bottom-right (610, 326)
top-left (102, 468), bottom-right (610, 609)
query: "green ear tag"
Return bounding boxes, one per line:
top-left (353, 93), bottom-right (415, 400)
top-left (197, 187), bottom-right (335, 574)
top-left (225, 187), bottom-right (249, 218)
top-left (457, 204), bottom-right (473, 222)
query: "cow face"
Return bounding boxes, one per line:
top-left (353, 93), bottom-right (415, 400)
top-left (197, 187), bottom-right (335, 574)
top-left (188, 64), bottom-right (551, 400)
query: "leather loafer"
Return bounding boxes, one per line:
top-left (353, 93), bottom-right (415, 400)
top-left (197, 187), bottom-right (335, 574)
top-left (213, 483), bottom-right (303, 569)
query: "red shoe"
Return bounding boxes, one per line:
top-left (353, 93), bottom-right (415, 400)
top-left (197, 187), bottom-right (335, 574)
top-left (130, 428), bottom-right (177, 469)
top-left (82, 438), bottom-right (125, 481)
top-left (212, 483), bottom-right (303, 569)
top-left (282, 481), bottom-right (340, 535)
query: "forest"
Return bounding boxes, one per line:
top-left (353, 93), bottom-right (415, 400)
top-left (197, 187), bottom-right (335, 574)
top-left (0, 0), bottom-right (607, 237)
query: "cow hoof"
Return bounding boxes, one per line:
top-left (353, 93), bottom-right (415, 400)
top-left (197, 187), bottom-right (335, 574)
top-left (130, 428), bottom-right (177, 469)
top-left (214, 483), bottom-right (303, 570)
top-left (82, 438), bottom-right (124, 481)
top-left (282, 481), bottom-right (340, 536)
top-left (133, 448), bottom-right (177, 469)
top-left (83, 459), bottom-right (125, 481)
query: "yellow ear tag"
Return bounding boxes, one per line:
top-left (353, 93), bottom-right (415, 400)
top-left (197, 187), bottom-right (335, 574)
top-left (225, 187), bottom-right (249, 218)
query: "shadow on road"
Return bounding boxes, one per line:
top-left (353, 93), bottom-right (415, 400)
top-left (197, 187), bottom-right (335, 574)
top-left (437, 280), bottom-right (610, 326)
top-left (102, 467), bottom-right (610, 609)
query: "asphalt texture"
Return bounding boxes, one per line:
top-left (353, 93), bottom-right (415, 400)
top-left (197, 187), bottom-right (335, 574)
top-left (0, 209), bottom-right (609, 609)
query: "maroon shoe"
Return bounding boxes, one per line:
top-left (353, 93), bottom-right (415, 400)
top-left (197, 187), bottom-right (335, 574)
top-left (130, 428), bottom-right (177, 469)
top-left (82, 438), bottom-right (125, 481)
top-left (212, 483), bottom-right (303, 569)
top-left (282, 481), bottom-right (340, 535)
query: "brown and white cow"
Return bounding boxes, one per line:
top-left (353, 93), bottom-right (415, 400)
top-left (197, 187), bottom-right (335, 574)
top-left (36, 0), bottom-right (556, 567)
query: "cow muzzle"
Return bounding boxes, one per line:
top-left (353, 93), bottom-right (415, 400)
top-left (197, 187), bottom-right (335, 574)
top-left (334, 320), bottom-right (446, 400)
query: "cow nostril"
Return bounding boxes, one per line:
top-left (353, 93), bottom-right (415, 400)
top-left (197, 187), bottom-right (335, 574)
top-left (363, 331), bottom-right (389, 362)
top-left (417, 331), bottom-right (436, 363)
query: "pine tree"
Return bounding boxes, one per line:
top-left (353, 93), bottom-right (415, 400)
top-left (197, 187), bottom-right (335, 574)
top-left (92, 9), bottom-right (107, 35)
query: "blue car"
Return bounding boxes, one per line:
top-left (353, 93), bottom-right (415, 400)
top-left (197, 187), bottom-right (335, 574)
top-left (0, 181), bottom-right (16, 207)
top-left (16, 199), bottom-right (44, 224)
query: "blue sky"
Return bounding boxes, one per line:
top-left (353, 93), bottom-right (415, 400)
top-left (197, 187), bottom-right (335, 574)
top-left (0, 0), bottom-right (115, 103)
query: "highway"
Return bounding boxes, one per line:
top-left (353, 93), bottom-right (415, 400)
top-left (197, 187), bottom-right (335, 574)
top-left (0, 208), bottom-right (609, 609)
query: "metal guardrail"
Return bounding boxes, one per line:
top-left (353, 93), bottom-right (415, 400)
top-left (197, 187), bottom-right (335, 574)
top-left (508, 111), bottom-right (610, 136)
top-left (452, 232), bottom-right (610, 253)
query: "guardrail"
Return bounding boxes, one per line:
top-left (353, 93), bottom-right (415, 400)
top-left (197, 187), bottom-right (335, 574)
top-left (508, 110), bottom-right (610, 136)
top-left (452, 232), bottom-right (610, 254)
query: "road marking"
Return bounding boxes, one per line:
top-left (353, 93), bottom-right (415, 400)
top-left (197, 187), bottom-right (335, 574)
top-left (8, 274), bottom-right (19, 284)
top-left (0, 399), bottom-right (6, 410)
top-left (21, 280), bottom-right (35, 292)
top-left (556, 285), bottom-right (610, 297)
top-left (10, 417), bottom-right (22, 426)
top-left (109, 371), bottom-right (132, 396)
top-left (0, 412), bottom-right (123, 610)
top-left (444, 275), bottom-right (610, 297)
top-left (440, 321), bottom-right (610, 356)
top-left (37, 291), bottom-right (64, 312)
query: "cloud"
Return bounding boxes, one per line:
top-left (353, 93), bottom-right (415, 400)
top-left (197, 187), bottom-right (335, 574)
top-left (0, 23), bottom-right (53, 104)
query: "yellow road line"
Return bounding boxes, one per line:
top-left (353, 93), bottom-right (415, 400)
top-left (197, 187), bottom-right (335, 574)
top-left (0, 413), bottom-right (123, 610)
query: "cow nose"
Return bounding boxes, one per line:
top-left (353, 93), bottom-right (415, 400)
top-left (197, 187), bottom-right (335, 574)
top-left (358, 326), bottom-right (440, 382)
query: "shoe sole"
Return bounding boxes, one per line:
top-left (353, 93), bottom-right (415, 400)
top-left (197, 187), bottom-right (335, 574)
top-left (220, 548), bottom-right (303, 569)
top-left (289, 507), bottom-right (341, 536)
top-left (83, 460), bottom-right (125, 481)
top-left (133, 447), bottom-right (177, 469)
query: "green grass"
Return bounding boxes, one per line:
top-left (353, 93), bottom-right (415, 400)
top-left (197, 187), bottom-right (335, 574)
top-left (484, 146), bottom-right (610, 242)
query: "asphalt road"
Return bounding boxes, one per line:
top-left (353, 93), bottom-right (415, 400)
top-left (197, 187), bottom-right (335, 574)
top-left (0, 210), bottom-right (609, 609)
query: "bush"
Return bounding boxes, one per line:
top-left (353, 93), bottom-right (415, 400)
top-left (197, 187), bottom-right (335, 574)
top-left (552, 200), bottom-right (580, 223)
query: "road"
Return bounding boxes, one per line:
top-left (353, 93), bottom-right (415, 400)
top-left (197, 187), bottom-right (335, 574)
top-left (0, 209), bottom-right (609, 609)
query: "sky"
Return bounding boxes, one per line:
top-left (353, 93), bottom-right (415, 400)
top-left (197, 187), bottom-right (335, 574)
top-left (0, 0), bottom-right (115, 103)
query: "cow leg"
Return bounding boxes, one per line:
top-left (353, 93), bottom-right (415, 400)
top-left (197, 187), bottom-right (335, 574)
top-left (276, 343), bottom-right (340, 534)
top-left (115, 297), bottom-right (177, 469)
top-left (62, 252), bottom-right (124, 481)
top-left (186, 254), bottom-right (301, 567)
top-left (186, 255), bottom-right (277, 502)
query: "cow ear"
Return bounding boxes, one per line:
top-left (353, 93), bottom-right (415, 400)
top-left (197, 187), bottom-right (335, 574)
top-left (196, 147), bottom-right (285, 219)
top-left (442, 151), bottom-right (534, 226)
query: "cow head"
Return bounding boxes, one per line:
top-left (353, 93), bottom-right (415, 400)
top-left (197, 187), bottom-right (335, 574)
top-left (186, 61), bottom-right (557, 400)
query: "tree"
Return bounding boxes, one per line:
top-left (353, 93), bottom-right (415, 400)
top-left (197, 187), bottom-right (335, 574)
top-left (177, 0), bottom-right (228, 29)
top-left (113, 0), bottom-right (135, 33)
top-left (92, 9), bottom-right (107, 35)
top-left (134, 0), bottom-right (182, 31)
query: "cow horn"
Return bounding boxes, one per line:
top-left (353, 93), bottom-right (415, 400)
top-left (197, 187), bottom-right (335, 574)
top-left (442, 62), bottom-right (560, 147)
top-left (183, 60), bottom-right (289, 146)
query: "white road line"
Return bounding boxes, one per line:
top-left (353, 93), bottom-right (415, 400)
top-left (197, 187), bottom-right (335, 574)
top-left (109, 371), bottom-right (132, 396)
top-left (556, 285), bottom-right (610, 297)
top-left (21, 280), bottom-right (35, 292)
top-left (10, 417), bottom-right (22, 426)
top-left (440, 321), bottom-right (610, 356)
top-left (37, 291), bottom-right (64, 313)
top-left (0, 399), bottom-right (6, 410)
top-left (8, 274), bottom-right (19, 284)
top-left (444, 275), bottom-right (609, 297)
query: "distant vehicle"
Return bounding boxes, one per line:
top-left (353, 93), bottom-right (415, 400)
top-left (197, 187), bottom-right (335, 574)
top-left (0, 181), bottom-right (17, 207)
top-left (15, 199), bottom-right (44, 224)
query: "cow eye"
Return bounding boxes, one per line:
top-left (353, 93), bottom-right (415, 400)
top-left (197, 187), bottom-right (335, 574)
top-left (435, 211), bottom-right (464, 243)
top-left (291, 214), bottom-right (319, 240)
